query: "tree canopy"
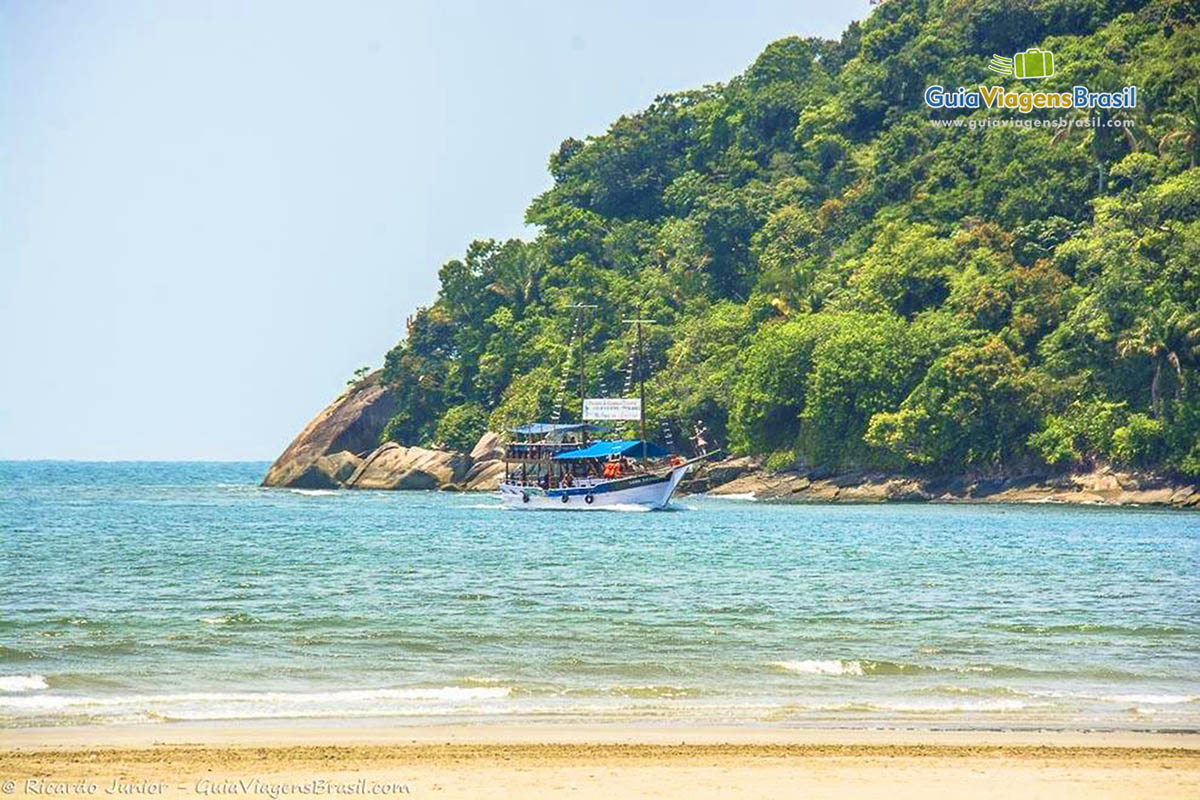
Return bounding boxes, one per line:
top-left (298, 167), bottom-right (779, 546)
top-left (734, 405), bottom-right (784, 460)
top-left (378, 0), bottom-right (1200, 477)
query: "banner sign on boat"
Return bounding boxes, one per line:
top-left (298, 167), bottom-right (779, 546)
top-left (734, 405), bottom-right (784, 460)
top-left (583, 398), bottom-right (641, 421)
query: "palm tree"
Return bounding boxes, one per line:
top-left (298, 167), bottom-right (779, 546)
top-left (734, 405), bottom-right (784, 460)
top-left (485, 243), bottom-right (545, 316)
top-left (1158, 87), bottom-right (1200, 168)
top-left (1117, 304), bottom-right (1200, 417)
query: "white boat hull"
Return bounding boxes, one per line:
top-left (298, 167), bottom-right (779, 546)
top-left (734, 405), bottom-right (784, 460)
top-left (498, 464), bottom-right (691, 510)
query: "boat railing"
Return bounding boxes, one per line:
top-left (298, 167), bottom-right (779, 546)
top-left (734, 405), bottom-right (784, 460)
top-left (503, 441), bottom-right (585, 461)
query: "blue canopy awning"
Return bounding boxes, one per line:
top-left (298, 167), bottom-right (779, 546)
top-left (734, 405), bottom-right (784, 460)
top-left (553, 440), bottom-right (670, 461)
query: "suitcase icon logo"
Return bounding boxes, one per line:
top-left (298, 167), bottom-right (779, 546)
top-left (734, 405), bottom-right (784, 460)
top-left (988, 49), bottom-right (1054, 80)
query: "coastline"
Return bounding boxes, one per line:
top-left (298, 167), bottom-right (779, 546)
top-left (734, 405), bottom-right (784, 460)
top-left (4, 721), bottom-right (1198, 799)
top-left (676, 458), bottom-right (1200, 508)
top-left (257, 380), bottom-right (1200, 509)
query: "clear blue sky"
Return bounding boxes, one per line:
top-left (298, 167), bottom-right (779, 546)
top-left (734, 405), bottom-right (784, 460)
top-left (0, 0), bottom-right (872, 460)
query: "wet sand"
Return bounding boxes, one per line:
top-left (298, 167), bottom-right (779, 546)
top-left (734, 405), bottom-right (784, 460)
top-left (2, 722), bottom-right (1197, 799)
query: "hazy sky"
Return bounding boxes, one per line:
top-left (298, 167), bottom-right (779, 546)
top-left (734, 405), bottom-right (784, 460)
top-left (0, 0), bottom-right (872, 460)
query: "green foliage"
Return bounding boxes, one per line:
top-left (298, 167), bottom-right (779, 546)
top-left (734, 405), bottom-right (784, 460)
top-left (798, 312), bottom-right (926, 468)
top-left (866, 337), bottom-right (1042, 468)
top-left (729, 314), bottom-right (843, 453)
top-left (1028, 399), bottom-right (1129, 467)
top-left (843, 223), bottom-right (955, 319)
top-left (433, 404), bottom-right (489, 452)
top-left (365, 1), bottom-right (1200, 479)
top-left (1110, 413), bottom-right (1168, 467)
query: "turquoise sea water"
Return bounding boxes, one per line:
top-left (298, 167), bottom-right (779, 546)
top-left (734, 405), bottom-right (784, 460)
top-left (1, 461), bottom-right (1197, 730)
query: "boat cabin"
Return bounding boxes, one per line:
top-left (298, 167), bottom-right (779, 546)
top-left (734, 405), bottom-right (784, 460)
top-left (502, 423), bottom-right (669, 489)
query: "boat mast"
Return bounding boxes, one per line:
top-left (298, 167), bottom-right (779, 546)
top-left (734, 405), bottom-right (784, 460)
top-left (574, 303), bottom-right (597, 443)
top-left (638, 319), bottom-right (645, 462)
top-left (623, 306), bottom-right (656, 462)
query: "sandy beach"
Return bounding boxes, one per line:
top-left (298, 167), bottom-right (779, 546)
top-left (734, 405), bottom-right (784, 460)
top-left (2, 722), bottom-right (1198, 799)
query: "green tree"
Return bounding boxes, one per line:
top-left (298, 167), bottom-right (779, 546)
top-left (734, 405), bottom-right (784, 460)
top-left (866, 337), bottom-right (1042, 468)
top-left (434, 404), bottom-right (489, 452)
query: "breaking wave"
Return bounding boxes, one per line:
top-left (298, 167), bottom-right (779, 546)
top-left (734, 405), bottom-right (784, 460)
top-left (0, 675), bottom-right (48, 692)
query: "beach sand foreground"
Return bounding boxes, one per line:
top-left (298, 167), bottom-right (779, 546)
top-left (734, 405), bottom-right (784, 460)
top-left (2, 724), bottom-right (1198, 799)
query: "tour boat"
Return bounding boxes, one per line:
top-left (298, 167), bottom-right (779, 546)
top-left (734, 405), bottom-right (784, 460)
top-left (498, 426), bottom-right (704, 510)
top-left (497, 308), bottom-right (714, 511)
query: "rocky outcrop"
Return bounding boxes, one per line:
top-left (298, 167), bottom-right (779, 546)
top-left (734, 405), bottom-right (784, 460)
top-left (677, 455), bottom-right (759, 494)
top-left (461, 432), bottom-right (506, 491)
top-left (289, 451), bottom-right (365, 490)
top-left (695, 459), bottom-right (1199, 509)
top-left (345, 442), bottom-right (472, 490)
top-left (262, 372), bottom-right (395, 488)
top-left (262, 377), bottom-right (504, 490)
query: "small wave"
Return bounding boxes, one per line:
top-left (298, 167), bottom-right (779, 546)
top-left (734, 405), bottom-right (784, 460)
top-left (770, 659), bottom-right (865, 676)
top-left (986, 622), bottom-right (1192, 636)
top-left (201, 613), bottom-right (260, 626)
top-left (1101, 693), bottom-right (1199, 705)
top-left (769, 659), bottom-right (1006, 677)
top-left (0, 646), bottom-right (38, 663)
top-left (0, 675), bottom-right (48, 692)
top-left (866, 698), bottom-right (1028, 713)
top-left (288, 489), bottom-right (338, 497)
top-left (908, 685), bottom-right (1024, 698)
top-left (0, 685), bottom-right (512, 714)
top-left (546, 685), bottom-right (707, 699)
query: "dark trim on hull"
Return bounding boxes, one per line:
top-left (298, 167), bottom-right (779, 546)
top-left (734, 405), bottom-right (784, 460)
top-left (545, 472), bottom-right (672, 498)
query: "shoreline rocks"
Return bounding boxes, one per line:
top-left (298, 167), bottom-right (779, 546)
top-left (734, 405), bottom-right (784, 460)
top-left (697, 459), bottom-right (1199, 509)
top-left (261, 371), bottom-right (395, 489)
top-left (345, 442), bottom-right (472, 490)
top-left (261, 380), bottom-right (506, 492)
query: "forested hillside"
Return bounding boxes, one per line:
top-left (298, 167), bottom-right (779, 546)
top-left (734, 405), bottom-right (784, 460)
top-left (376, 0), bottom-right (1200, 478)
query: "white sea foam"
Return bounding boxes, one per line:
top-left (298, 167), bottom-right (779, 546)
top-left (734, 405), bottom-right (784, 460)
top-left (867, 699), bottom-right (1028, 713)
top-left (288, 489), bottom-right (338, 497)
top-left (770, 659), bottom-right (865, 676)
top-left (709, 493), bottom-right (758, 501)
top-left (1101, 693), bottom-right (1199, 705)
top-left (0, 686), bottom-right (513, 716)
top-left (0, 675), bottom-right (48, 692)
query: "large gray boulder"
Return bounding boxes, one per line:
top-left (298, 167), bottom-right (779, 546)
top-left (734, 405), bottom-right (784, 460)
top-left (289, 451), bottom-right (365, 490)
top-left (262, 371), bottom-right (394, 487)
top-left (346, 442), bottom-right (472, 490)
top-left (462, 431), bottom-right (506, 491)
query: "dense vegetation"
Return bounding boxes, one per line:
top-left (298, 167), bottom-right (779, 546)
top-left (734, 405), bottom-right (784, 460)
top-left (377, 0), bottom-right (1200, 477)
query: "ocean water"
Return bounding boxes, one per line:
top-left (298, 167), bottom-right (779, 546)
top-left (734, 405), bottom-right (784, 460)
top-left (1, 460), bottom-right (1197, 731)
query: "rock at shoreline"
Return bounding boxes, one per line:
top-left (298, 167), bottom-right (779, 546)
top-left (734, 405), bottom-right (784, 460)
top-left (262, 379), bottom-right (503, 491)
top-left (346, 442), bottom-right (472, 490)
top-left (289, 451), bottom-right (364, 490)
top-left (262, 371), bottom-right (395, 488)
top-left (697, 458), bottom-right (1197, 509)
top-left (462, 432), bottom-right (506, 491)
